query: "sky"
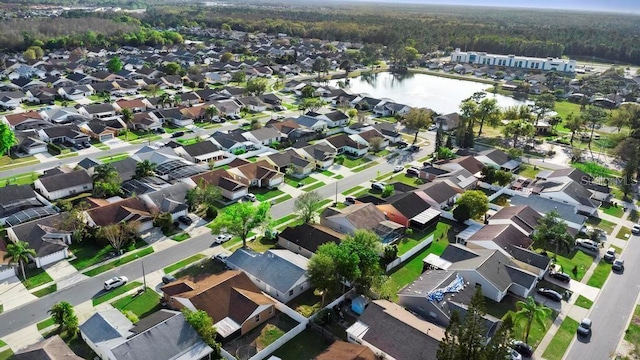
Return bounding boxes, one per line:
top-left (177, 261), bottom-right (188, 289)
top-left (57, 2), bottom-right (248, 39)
top-left (350, 0), bottom-right (639, 13)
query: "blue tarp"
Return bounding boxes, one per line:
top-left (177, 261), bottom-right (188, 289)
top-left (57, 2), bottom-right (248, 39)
top-left (427, 273), bottom-right (465, 303)
top-left (351, 295), bottom-right (368, 315)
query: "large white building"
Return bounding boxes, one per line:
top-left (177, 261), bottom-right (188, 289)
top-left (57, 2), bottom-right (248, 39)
top-left (450, 48), bottom-right (576, 73)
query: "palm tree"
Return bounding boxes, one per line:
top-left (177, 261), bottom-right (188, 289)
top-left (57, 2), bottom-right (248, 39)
top-left (93, 163), bottom-right (117, 183)
top-left (204, 106), bottom-right (219, 123)
top-left (135, 160), bottom-right (156, 179)
top-left (48, 301), bottom-right (77, 334)
top-left (159, 93), bottom-right (172, 108)
top-left (3, 241), bottom-right (36, 280)
top-left (173, 94), bottom-right (182, 107)
top-left (514, 297), bottom-right (552, 344)
top-left (121, 108), bottom-right (134, 140)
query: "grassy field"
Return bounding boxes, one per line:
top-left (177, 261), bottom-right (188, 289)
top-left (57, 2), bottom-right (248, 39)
top-left (585, 259), bottom-right (612, 288)
top-left (575, 295), bottom-right (593, 309)
top-left (302, 181), bottom-right (326, 192)
top-left (92, 282), bottom-right (143, 306)
top-left (22, 268), bottom-right (54, 290)
top-left (0, 156), bottom-right (38, 167)
top-left (287, 289), bottom-right (323, 318)
top-left (542, 316), bottom-right (579, 360)
top-left (554, 101), bottom-right (582, 125)
top-left (32, 284), bottom-right (57, 298)
top-left (518, 164), bottom-right (544, 179)
top-left (112, 288), bottom-right (162, 319)
top-left (341, 156), bottom-right (371, 169)
top-left (253, 188), bottom-right (285, 202)
top-left (83, 247), bottom-right (154, 277)
top-left (256, 324), bottom-right (287, 349)
top-left (69, 240), bottom-right (147, 271)
top-left (36, 317), bottom-right (56, 331)
top-left (164, 254), bottom-right (206, 274)
top-left (248, 236), bottom-right (278, 253)
top-left (600, 202), bottom-right (625, 218)
top-left (272, 214), bottom-right (298, 227)
top-left (284, 175), bottom-right (317, 188)
top-left (387, 173), bottom-right (423, 187)
top-left (352, 161), bottom-right (378, 173)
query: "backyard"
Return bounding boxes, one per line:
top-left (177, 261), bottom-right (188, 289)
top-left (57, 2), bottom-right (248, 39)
top-left (286, 289), bottom-right (324, 318)
top-left (396, 221), bottom-right (453, 256)
top-left (223, 312), bottom-right (298, 357)
top-left (269, 329), bottom-right (332, 360)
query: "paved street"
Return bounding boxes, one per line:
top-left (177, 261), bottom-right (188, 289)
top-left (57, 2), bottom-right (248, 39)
top-left (563, 234), bottom-right (640, 360)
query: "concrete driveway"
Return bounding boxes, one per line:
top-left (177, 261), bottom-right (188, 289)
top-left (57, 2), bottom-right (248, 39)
top-left (0, 276), bottom-right (37, 312)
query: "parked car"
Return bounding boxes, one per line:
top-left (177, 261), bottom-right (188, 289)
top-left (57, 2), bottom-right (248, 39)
top-left (406, 167), bottom-right (420, 176)
top-left (549, 271), bottom-right (571, 283)
top-left (428, 124), bottom-right (438, 131)
top-left (632, 224), bottom-right (640, 235)
top-left (509, 348), bottom-right (523, 360)
top-left (178, 215), bottom-right (193, 226)
top-left (604, 247), bottom-right (616, 262)
top-left (537, 288), bottom-right (562, 302)
top-left (393, 165), bottom-right (404, 173)
top-left (73, 143), bottom-right (84, 150)
top-left (577, 318), bottom-right (592, 336)
top-left (171, 131), bottom-right (185, 138)
top-left (241, 122), bottom-right (250, 127)
top-left (214, 234), bottom-right (232, 244)
top-left (82, 142), bottom-right (91, 149)
top-left (155, 128), bottom-right (166, 134)
top-left (371, 182), bottom-right (386, 191)
top-left (244, 193), bottom-right (257, 202)
top-left (408, 145), bottom-right (420, 152)
top-left (613, 259), bottom-right (625, 272)
top-left (104, 276), bottom-right (128, 290)
top-left (161, 274), bottom-right (176, 284)
top-left (397, 141), bottom-right (408, 149)
top-left (213, 253), bottom-right (229, 265)
top-left (344, 196), bottom-right (356, 205)
top-left (509, 340), bottom-right (533, 357)
top-left (575, 238), bottom-right (599, 252)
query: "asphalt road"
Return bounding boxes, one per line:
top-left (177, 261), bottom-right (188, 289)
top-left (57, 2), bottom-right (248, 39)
top-left (563, 234), bottom-right (640, 360)
top-left (0, 133), bottom-right (434, 338)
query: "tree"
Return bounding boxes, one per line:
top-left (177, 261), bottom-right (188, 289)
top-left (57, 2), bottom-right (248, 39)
top-left (480, 165), bottom-right (496, 183)
top-left (403, 46), bottom-right (419, 63)
top-left (208, 202), bottom-right (271, 248)
top-left (146, 84), bottom-right (160, 97)
top-left (514, 296), bottom-right (552, 344)
top-left (299, 98), bottom-right (325, 112)
top-left (346, 108), bottom-right (358, 124)
top-left (483, 314), bottom-right (514, 360)
top-left (453, 203), bottom-right (471, 223)
top-left (294, 190), bottom-right (324, 223)
top-left (107, 56), bottom-right (123, 73)
top-left (474, 97), bottom-right (502, 136)
top-left (204, 106), bottom-right (219, 122)
top-left (182, 309), bottom-right (221, 357)
top-left (99, 221), bottom-right (139, 252)
top-left (581, 106), bottom-right (608, 156)
top-left (564, 112), bottom-right (584, 144)
top-left (135, 160), bottom-right (156, 179)
top-left (153, 212), bottom-right (173, 232)
top-left (534, 210), bottom-right (573, 257)
top-left (502, 120), bottom-right (535, 147)
top-left (312, 58), bottom-right (330, 79)
top-left (341, 230), bottom-right (383, 290)
top-left (0, 122), bottom-right (16, 156)
top-left (437, 311), bottom-right (461, 360)
top-left (403, 107), bottom-right (433, 144)
top-left (308, 244), bottom-right (354, 304)
top-left (339, 59), bottom-right (351, 77)
top-left (56, 202), bottom-right (90, 243)
top-left (48, 301), bottom-right (79, 336)
top-left (301, 85), bottom-right (316, 99)
top-left (231, 70), bottom-right (246, 84)
top-left (250, 118), bottom-right (262, 130)
top-left (532, 93), bottom-right (556, 125)
top-left (3, 240), bottom-right (36, 280)
top-left (93, 164), bottom-right (122, 198)
top-left (495, 170), bottom-right (514, 186)
top-left (455, 287), bottom-right (487, 360)
top-left (369, 136), bottom-right (385, 153)
top-left (456, 190), bottom-right (488, 220)
top-left (246, 78), bottom-right (268, 95)
top-left (434, 126), bottom-right (444, 156)
top-left (163, 62), bottom-right (182, 75)
top-left (186, 181), bottom-right (221, 211)
top-left (220, 23), bottom-right (231, 31)
top-left (437, 147), bottom-right (455, 160)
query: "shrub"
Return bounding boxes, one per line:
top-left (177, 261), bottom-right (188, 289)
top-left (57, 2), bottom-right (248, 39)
top-left (205, 206), bottom-right (218, 220)
top-left (123, 310), bottom-right (139, 323)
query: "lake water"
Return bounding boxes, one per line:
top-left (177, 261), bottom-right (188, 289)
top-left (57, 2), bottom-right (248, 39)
top-left (329, 72), bottom-right (531, 114)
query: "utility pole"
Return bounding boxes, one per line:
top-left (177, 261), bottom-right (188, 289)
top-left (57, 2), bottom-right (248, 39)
top-left (141, 260), bottom-right (147, 291)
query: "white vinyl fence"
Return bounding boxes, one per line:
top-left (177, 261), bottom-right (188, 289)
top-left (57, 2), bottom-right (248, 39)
top-left (385, 235), bottom-right (434, 272)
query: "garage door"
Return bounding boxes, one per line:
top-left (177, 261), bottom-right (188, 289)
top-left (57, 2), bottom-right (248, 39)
top-left (99, 134), bottom-right (114, 142)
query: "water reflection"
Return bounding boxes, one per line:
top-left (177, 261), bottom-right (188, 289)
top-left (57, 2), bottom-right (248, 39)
top-left (329, 72), bottom-right (531, 114)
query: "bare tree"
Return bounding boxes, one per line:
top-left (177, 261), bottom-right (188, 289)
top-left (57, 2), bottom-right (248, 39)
top-left (99, 221), bottom-right (140, 252)
top-left (294, 191), bottom-right (324, 224)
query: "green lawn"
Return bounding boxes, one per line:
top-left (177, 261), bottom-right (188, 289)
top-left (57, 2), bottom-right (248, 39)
top-left (256, 324), bottom-right (286, 349)
top-left (600, 202), bottom-right (624, 218)
top-left (90, 140), bottom-right (110, 151)
top-left (22, 268), bottom-right (54, 290)
top-left (320, 170), bottom-right (335, 177)
top-left (0, 172), bottom-right (40, 188)
top-left (69, 240), bottom-right (147, 271)
top-left (341, 185), bottom-right (364, 196)
top-left (0, 349), bottom-right (12, 360)
top-left (92, 282), bottom-right (143, 306)
top-left (585, 259), bottom-right (612, 288)
top-left (0, 155), bottom-right (37, 167)
top-left (502, 308), bottom-right (557, 349)
top-left (586, 217), bottom-right (616, 234)
top-left (83, 247), bottom-right (154, 277)
top-left (624, 305), bottom-right (640, 343)
top-left (0, 339), bottom-right (5, 347)
top-left (534, 245), bottom-right (595, 281)
top-left (341, 156), bottom-right (371, 169)
top-left (575, 295), bottom-right (593, 309)
top-left (97, 153), bottom-right (129, 163)
top-left (273, 194), bottom-right (293, 204)
top-left (284, 175), bottom-right (317, 188)
top-left (572, 161), bottom-right (620, 178)
top-left (615, 226), bottom-right (631, 240)
top-left (163, 126), bottom-right (187, 134)
top-left (517, 164), bottom-right (543, 179)
top-left (171, 233), bottom-right (191, 242)
top-left (248, 235), bottom-right (279, 253)
top-left (253, 188), bottom-right (285, 202)
top-left (164, 254), bottom-right (206, 274)
top-left (176, 137), bottom-right (200, 146)
top-left (334, 175), bottom-right (344, 180)
top-left (397, 222), bottom-right (451, 256)
top-left (302, 181), bottom-right (326, 192)
top-left (287, 289), bottom-right (323, 317)
top-left (36, 317), bottom-right (56, 331)
top-left (388, 173), bottom-right (423, 187)
top-left (32, 284), bottom-right (57, 297)
top-left (222, 237), bottom-right (243, 250)
top-left (270, 329), bottom-right (331, 360)
top-left (542, 316), bottom-right (580, 360)
top-left (111, 288), bottom-right (162, 319)
top-left (352, 161), bottom-right (378, 173)
top-left (272, 214), bottom-right (298, 227)
top-left (174, 259), bottom-right (227, 279)
top-left (554, 101), bottom-right (582, 124)
top-left (376, 171), bottom-right (393, 180)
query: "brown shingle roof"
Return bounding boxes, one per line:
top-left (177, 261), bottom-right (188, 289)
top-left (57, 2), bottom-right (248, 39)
top-left (86, 197), bottom-right (151, 227)
top-left (5, 111), bottom-right (42, 126)
top-left (315, 341), bottom-right (376, 360)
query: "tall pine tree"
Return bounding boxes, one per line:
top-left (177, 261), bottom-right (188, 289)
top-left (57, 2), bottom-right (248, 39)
top-left (437, 311), bottom-right (461, 360)
top-left (483, 314), bottom-right (514, 360)
top-left (455, 287), bottom-right (487, 360)
top-left (435, 126), bottom-right (444, 156)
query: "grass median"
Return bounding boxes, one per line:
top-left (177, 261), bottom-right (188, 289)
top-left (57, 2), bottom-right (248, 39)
top-left (542, 316), bottom-right (579, 360)
top-left (32, 284), bottom-right (57, 298)
top-left (83, 247), bottom-right (154, 277)
top-left (92, 282), bottom-right (143, 306)
top-left (164, 254), bottom-right (206, 274)
top-left (574, 295), bottom-right (593, 309)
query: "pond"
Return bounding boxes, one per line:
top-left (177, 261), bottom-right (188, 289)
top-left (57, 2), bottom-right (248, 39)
top-left (329, 72), bottom-right (531, 114)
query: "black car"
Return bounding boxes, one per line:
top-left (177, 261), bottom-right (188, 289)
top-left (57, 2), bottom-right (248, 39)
top-left (397, 141), bottom-right (408, 149)
top-left (537, 288), bottom-right (562, 302)
top-left (161, 274), bottom-right (177, 284)
top-left (549, 272), bottom-right (571, 283)
top-left (510, 340), bottom-right (533, 357)
top-left (178, 215), bottom-right (193, 226)
top-left (171, 131), bottom-right (185, 138)
top-left (408, 145), bottom-right (420, 152)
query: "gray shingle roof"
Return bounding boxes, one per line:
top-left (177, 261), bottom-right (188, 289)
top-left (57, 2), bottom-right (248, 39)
top-left (37, 170), bottom-right (92, 192)
top-left (227, 248), bottom-right (308, 293)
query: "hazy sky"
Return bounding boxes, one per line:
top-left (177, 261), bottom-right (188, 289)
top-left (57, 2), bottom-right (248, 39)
top-left (353, 0), bottom-right (639, 12)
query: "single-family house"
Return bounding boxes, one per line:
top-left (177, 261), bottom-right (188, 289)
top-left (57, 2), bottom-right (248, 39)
top-left (352, 129), bottom-right (389, 150)
top-left (0, 91), bottom-right (26, 109)
top-left (174, 140), bottom-right (225, 164)
top-left (237, 96), bottom-right (268, 112)
top-left (16, 136), bottom-right (48, 156)
top-left (81, 119), bottom-right (126, 142)
top-left (487, 205), bottom-right (542, 237)
top-left (113, 98), bottom-right (151, 113)
top-left (6, 214), bottom-right (71, 268)
top-left (139, 183), bottom-right (190, 221)
top-left (376, 192), bottom-right (440, 231)
top-left (262, 150), bottom-right (314, 178)
top-left (509, 194), bottom-right (586, 235)
top-left (312, 110), bottom-right (349, 128)
top-left (242, 127), bottom-right (280, 146)
top-left (434, 113), bottom-right (461, 131)
top-left (226, 160), bottom-right (284, 189)
top-left (372, 101), bottom-right (411, 117)
top-left (58, 85), bottom-right (93, 101)
top-left (226, 248), bottom-right (310, 302)
top-left (295, 143), bottom-right (337, 169)
top-left (160, 271), bottom-right (275, 340)
top-left (80, 309), bottom-right (213, 360)
top-left (346, 300), bottom-right (443, 360)
top-left (186, 169), bottom-right (248, 202)
top-left (153, 108), bottom-right (194, 127)
top-left (131, 112), bottom-right (163, 132)
top-left (372, 122), bottom-right (403, 143)
top-left (295, 115), bottom-right (328, 131)
top-left (107, 157), bottom-right (138, 182)
top-left (84, 197), bottom-right (154, 233)
top-left (464, 223), bottom-right (534, 254)
top-left (80, 103), bottom-right (119, 121)
top-left (40, 107), bottom-right (87, 124)
top-left (158, 75), bottom-right (183, 89)
top-left (12, 335), bottom-right (83, 360)
top-left (322, 134), bottom-right (369, 157)
top-left (278, 223), bottom-right (345, 258)
top-left (3, 111), bottom-right (49, 131)
top-left (33, 170), bottom-right (93, 201)
top-left (475, 148), bottom-right (521, 172)
top-left (0, 241), bottom-right (17, 281)
top-left (210, 99), bottom-right (241, 117)
top-left (321, 203), bottom-right (404, 242)
top-left (39, 125), bottom-right (91, 145)
top-left (0, 184), bottom-right (49, 226)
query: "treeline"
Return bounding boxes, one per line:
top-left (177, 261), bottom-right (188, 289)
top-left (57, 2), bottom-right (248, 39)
top-left (145, 4), bottom-right (640, 64)
top-left (0, 0), bottom-right (150, 8)
top-left (0, 16), bottom-right (184, 52)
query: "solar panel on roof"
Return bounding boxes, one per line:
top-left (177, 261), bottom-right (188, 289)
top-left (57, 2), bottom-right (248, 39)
top-left (5, 207), bottom-right (58, 227)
